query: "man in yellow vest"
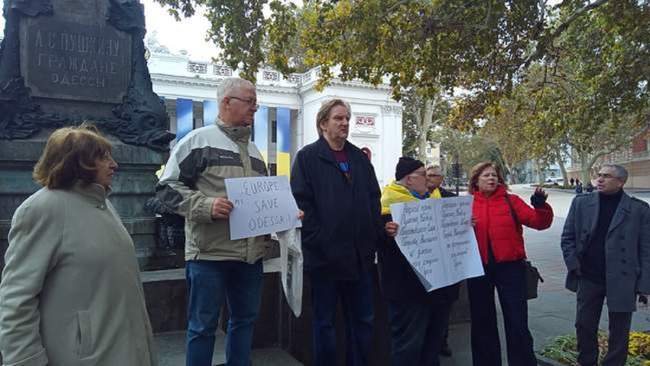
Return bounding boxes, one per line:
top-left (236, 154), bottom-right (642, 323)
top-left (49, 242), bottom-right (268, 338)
top-left (378, 158), bottom-right (461, 365)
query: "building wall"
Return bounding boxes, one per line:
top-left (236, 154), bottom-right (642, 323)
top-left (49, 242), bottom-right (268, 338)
top-left (147, 53), bottom-right (403, 187)
top-left (566, 129), bottom-right (650, 189)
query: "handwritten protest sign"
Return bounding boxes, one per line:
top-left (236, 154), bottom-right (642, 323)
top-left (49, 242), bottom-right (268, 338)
top-left (390, 196), bottom-right (484, 291)
top-left (225, 176), bottom-right (301, 240)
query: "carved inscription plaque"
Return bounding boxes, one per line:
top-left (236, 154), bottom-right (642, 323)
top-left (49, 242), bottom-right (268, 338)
top-left (21, 19), bottom-right (132, 103)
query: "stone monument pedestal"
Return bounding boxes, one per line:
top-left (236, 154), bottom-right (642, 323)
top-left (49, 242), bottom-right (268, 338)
top-left (0, 130), bottom-right (177, 272)
top-left (0, 0), bottom-right (174, 272)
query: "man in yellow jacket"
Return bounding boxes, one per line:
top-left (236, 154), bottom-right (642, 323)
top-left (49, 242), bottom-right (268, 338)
top-left (378, 157), bottom-right (460, 366)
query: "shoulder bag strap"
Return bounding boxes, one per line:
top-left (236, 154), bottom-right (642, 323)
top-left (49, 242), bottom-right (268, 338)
top-left (504, 194), bottom-right (522, 234)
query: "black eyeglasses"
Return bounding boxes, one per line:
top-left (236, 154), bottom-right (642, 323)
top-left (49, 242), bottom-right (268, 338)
top-left (597, 173), bottom-right (619, 179)
top-left (228, 96), bottom-right (258, 108)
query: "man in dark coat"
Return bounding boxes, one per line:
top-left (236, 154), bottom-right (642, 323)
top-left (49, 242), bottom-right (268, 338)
top-left (426, 165), bottom-right (458, 357)
top-left (380, 158), bottom-right (460, 366)
top-left (290, 99), bottom-right (383, 366)
top-left (561, 164), bottom-right (650, 366)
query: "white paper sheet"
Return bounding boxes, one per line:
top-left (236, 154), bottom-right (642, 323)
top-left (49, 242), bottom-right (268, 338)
top-left (390, 196), bottom-right (484, 291)
top-left (225, 176), bottom-right (301, 240)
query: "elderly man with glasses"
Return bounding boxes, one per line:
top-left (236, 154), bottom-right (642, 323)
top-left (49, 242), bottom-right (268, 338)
top-left (379, 157), bottom-right (461, 366)
top-left (157, 77), bottom-right (269, 366)
top-left (561, 164), bottom-right (650, 366)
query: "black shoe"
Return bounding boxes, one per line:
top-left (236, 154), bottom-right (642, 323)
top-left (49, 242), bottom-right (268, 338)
top-left (440, 344), bottom-right (452, 357)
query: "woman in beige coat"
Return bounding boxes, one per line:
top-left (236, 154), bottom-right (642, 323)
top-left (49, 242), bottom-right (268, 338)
top-left (0, 124), bottom-right (156, 366)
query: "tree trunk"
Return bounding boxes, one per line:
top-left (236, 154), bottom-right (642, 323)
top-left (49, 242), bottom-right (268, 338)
top-left (503, 160), bottom-right (516, 184)
top-left (555, 148), bottom-right (569, 187)
top-left (578, 150), bottom-right (605, 185)
top-left (416, 98), bottom-right (435, 161)
top-left (532, 160), bottom-right (543, 185)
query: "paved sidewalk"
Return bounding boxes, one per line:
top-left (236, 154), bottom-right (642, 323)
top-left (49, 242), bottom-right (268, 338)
top-left (155, 331), bottom-right (303, 366)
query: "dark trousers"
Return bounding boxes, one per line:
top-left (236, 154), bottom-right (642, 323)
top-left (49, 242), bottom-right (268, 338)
top-left (467, 260), bottom-right (537, 366)
top-left (575, 278), bottom-right (632, 366)
top-left (310, 270), bottom-right (374, 366)
top-left (387, 298), bottom-right (452, 366)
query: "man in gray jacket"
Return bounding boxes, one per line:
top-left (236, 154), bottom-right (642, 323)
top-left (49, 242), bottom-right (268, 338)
top-left (561, 164), bottom-right (650, 366)
top-left (157, 77), bottom-right (268, 366)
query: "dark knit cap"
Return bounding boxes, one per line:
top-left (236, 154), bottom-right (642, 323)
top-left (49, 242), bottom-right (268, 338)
top-left (395, 157), bottom-right (424, 181)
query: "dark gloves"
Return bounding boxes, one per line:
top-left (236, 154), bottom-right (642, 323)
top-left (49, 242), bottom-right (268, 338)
top-left (530, 190), bottom-right (547, 208)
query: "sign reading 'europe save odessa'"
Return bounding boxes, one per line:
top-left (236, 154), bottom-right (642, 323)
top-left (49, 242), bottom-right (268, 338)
top-left (225, 176), bottom-right (302, 240)
top-left (21, 19), bottom-right (132, 103)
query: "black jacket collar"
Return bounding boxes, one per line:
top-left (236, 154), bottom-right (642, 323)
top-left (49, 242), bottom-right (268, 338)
top-left (316, 136), bottom-right (353, 164)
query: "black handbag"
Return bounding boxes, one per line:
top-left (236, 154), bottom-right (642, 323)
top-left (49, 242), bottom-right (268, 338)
top-left (504, 194), bottom-right (544, 300)
top-left (523, 260), bottom-right (544, 299)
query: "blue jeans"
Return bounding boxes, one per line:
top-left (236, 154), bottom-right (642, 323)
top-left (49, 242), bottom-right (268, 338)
top-left (186, 260), bottom-right (263, 366)
top-left (310, 270), bottom-right (374, 366)
top-left (467, 260), bottom-right (536, 366)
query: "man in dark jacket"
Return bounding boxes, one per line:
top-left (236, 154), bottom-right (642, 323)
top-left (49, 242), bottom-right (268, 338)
top-left (291, 99), bottom-right (383, 366)
top-left (381, 158), bottom-right (460, 366)
top-left (561, 164), bottom-right (650, 366)
top-left (426, 165), bottom-right (458, 357)
top-left (426, 165), bottom-right (456, 200)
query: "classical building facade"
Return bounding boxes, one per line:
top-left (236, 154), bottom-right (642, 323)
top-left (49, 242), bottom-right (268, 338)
top-left (147, 52), bottom-right (403, 186)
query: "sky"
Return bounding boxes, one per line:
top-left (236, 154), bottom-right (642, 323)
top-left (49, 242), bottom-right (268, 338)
top-left (140, 0), bottom-right (218, 60)
top-left (0, 0), bottom-right (219, 60)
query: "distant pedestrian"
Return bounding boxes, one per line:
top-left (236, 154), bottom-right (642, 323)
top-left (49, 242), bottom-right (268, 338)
top-left (570, 177), bottom-right (575, 186)
top-left (561, 164), bottom-right (650, 366)
top-left (586, 182), bottom-right (594, 193)
top-left (575, 180), bottom-right (583, 194)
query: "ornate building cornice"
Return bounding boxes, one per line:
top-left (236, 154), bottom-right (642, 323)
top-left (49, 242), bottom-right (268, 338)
top-left (150, 74), bottom-right (299, 96)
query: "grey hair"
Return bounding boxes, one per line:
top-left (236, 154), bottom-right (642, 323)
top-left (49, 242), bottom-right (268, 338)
top-left (601, 164), bottom-right (628, 182)
top-left (217, 77), bottom-right (255, 104)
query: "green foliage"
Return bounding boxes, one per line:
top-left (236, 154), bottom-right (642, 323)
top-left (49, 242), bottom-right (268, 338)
top-left (429, 128), bottom-right (506, 179)
top-left (151, 0), bottom-right (649, 175)
top-left (541, 332), bottom-right (648, 366)
top-left (153, 0), bottom-right (269, 82)
top-left (540, 333), bottom-right (580, 364)
top-left (479, 0), bottom-right (650, 181)
top-left (295, 0), bottom-right (545, 100)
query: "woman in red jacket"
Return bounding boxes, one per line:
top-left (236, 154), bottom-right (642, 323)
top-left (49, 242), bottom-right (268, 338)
top-left (468, 162), bottom-right (553, 366)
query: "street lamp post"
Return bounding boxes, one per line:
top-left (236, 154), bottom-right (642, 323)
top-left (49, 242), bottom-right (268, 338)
top-left (453, 153), bottom-right (460, 196)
